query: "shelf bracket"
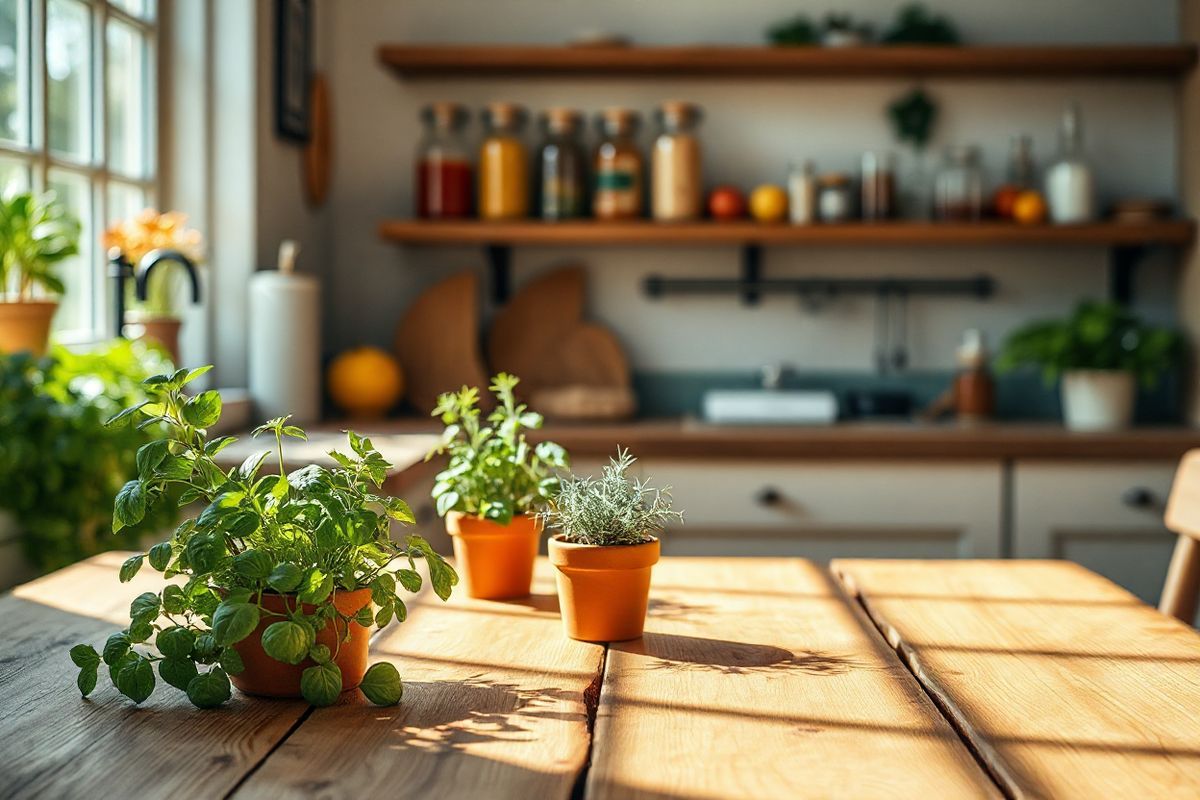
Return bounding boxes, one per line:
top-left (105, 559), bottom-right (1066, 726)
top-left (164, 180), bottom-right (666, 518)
top-left (485, 244), bottom-right (512, 304)
top-left (1109, 245), bottom-right (1146, 306)
top-left (741, 244), bottom-right (763, 305)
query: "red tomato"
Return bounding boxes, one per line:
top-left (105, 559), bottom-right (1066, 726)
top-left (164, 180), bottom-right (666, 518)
top-left (707, 186), bottom-right (746, 220)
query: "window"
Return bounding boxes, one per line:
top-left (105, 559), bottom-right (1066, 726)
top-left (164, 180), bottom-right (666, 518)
top-left (0, 0), bottom-right (156, 341)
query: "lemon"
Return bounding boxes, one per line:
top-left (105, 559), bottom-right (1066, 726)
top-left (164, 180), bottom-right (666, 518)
top-left (327, 347), bottom-right (405, 419)
top-left (749, 184), bottom-right (788, 223)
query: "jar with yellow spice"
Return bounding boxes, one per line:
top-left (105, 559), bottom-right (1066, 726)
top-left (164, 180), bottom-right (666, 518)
top-left (593, 108), bottom-right (643, 220)
top-left (479, 102), bottom-right (529, 219)
top-left (652, 101), bottom-right (703, 221)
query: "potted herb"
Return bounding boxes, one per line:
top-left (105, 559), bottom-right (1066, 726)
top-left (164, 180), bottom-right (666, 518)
top-left (68, 365), bottom-right (457, 709)
top-left (998, 301), bottom-right (1182, 431)
top-left (541, 449), bottom-right (683, 642)
top-left (427, 373), bottom-right (568, 599)
top-left (0, 191), bottom-right (80, 356)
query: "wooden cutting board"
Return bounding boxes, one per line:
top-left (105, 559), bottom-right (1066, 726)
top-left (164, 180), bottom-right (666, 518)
top-left (486, 266), bottom-right (585, 395)
top-left (394, 271), bottom-right (489, 415)
top-left (544, 323), bottom-right (630, 387)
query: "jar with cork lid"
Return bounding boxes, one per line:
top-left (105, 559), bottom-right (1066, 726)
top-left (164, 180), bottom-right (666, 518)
top-left (593, 108), bottom-right (644, 220)
top-left (536, 108), bottom-right (586, 221)
top-left (651, 101), bottom-right (704, 221)
top-left (479, 102), bottom-right (530, 220)
top-left (415, 102), bottom-right (473, 219)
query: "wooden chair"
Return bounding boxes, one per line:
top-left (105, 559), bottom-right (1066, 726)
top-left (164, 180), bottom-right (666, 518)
top-left (1161, 449), bottom-right (1200, 622)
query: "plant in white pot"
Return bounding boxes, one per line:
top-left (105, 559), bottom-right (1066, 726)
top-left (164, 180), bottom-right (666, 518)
top-left (998, 301), bottom-right (1182, 431)
top-left (0, 191), bottom-right (80, 356)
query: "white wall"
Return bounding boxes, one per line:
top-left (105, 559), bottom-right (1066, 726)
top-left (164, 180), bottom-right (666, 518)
top-left (308, 0), bottom-right (1182, 373)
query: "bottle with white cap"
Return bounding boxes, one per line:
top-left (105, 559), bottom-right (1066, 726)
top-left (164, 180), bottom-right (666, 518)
top-left (1045, 103), bottom-right (1095, 224)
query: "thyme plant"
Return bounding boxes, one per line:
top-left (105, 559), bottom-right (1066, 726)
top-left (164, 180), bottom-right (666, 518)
top-left (540, 449), bottom-right (683, 546)
top-left (68, 366), bottom-right (457, 709)
top-left (427, 373), bottom-right (568, 524)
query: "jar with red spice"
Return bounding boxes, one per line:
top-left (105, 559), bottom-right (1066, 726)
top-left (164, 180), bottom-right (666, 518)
top-left (415, 102), bottom-right (473, 219)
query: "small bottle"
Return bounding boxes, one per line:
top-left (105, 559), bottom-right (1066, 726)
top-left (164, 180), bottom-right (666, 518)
top-left (954, 329), bottom-right (994, 422)
top-left (1045, 103), bottom-right (1095, 224)
top-left (593, 108), bottom-right (644, 220)
top-left (537, 108), bottom-right (586, 221)
top-left (479, 102), bottom-right (530, 220)
top-left (415, 103), bottom-right (473, 219)
top-left (787, 161), bottom-right (817, 224)
top-left (860, 151), bottom-right (896, 221)
top-left (934, 146), bottom-right (984, 222)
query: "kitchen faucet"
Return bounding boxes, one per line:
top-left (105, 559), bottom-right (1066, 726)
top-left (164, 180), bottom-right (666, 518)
top-left (108, 248), bottom-right (202, 339)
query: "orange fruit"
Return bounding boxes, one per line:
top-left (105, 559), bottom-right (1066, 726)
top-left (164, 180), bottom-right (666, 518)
top-left (749, 184), bottom-right (788, 223)
top-left (327, 347), bottom-right (404, 418)
top-left (1012, 190), bottom-right (1048, 225)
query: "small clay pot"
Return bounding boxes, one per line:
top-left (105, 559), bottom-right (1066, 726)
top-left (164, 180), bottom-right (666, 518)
top-left (0, 301), bottom-right (57, 356)
top-left (229, 587), bottom-right (372, 698)
top-left (446, 511), bottom-right (541, 599)
top-left (130, 315), bottom-right (182, 365)
top-left (548, 535), bottom-right (660, 642)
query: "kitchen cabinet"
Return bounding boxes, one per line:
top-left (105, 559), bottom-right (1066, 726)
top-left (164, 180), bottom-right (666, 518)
top-left (1012, 461), bottom-right (1180, 612)
top-left (571, 459), bottom-right (1003, 560)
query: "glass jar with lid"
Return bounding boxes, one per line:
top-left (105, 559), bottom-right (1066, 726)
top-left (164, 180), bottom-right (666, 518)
top-left (817, 173), bottom-right (853, 222)
top-left (651, 101), bottom-right (703, 221)
top-left (860, 151), bottom-right (897, 221)
top-left (536, 108), bottom-right (586, 221)
top-left (479, 102), bottom-right (530, 220)
top-left (593, 108), bottom-right (644, 221)
top-left (934, 146), bottom-right (984, 222)
top-left (415, 102), bottom-right (473, 219)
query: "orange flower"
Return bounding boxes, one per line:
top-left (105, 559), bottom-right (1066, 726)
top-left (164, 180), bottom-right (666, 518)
top-left (103, 208), bottom-right (204, 266)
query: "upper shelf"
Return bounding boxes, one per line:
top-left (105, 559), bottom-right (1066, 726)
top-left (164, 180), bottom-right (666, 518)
top-left (378, 44), bottom-right (1198, 79)
top-left (379, 220), bottom-right (1197, 247)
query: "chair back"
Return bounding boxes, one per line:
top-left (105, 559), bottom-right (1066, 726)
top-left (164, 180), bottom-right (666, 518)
top-left (1161, 449), bottom-right (1200, 622)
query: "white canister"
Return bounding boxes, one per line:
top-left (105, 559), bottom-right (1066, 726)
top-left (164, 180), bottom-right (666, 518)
top-left (1060, 370), bottom-right (1135, 431)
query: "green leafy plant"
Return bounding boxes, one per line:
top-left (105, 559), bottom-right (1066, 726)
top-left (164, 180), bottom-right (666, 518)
top-left (0, 340), bottom-right (176, 573)
top-left (767, 14), bottom-right (818, 46)
top-left (0, 191), bottom-right (80, 300)
top-left (540, 449), bottom-right (683, 547)
top-left (69, 366), bottom-right (457, 709)
top-left (427, 373), bottom-right (568, 524)
top-left (882, 4), bottom-right (960, 44)
top-left (888, 87), bottom-right (938, 151)
top-left (997, 301), bottom-right (1182, 387)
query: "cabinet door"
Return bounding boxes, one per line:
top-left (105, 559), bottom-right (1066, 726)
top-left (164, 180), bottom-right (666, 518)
top-left (1013, 461), bottom-right (1178, 609)
top-left (570, 459), bottom-right (1003, 560)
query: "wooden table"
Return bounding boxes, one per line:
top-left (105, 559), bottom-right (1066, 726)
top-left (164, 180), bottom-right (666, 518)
top-left (3, 554), bottom-right (1199, 799)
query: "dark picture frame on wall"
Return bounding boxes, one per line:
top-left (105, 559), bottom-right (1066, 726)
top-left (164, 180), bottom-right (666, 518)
top-left (275, 0), bottom-right (312, 142)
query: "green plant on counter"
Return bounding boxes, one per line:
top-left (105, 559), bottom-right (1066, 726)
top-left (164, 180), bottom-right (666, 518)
top-left (0, 191), bottom-right (79, 300)
top-left (766, 14), bottom-right (818, 46)
top-left (541, 448), bottom-right (683, 547)
top-left (0, 340), bottom-right (176, 572)
top-left (69, 366), bottom-right (457, 709)
top-left (427, 372), bottom-right (569, 524)
top-left (997, 301), bottom-right (1182, 387)
top-left (882, 4), bottom-right (960, 45)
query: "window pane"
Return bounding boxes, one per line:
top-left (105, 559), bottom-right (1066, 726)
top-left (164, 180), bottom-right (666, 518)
top-left (106, 180), bottom-right (144, 226)
top-left (106, 19), bottom-right (146, 177)
top-left (0, 0), bottom-right (28, 144)
top-left (47, 170), bottom-right (93, 333)
top-left (0, 155), bottom-right (28, 196)
top-left (110, 0), bottom-right (154, 21)
top-left (47, 0), bottom-right (92, 161)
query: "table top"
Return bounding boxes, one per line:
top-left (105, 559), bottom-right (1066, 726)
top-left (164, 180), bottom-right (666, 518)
top-left (3, 554), bottom-right (1199, 799)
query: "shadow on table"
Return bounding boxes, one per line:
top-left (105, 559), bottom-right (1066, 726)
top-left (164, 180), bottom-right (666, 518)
top-left (623, 631), bottom-right (864, 676)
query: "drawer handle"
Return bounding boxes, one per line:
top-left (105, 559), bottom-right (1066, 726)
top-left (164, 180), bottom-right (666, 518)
top-left (756, 487), bottom-right (784, 507)
top-left (1121, 487), bottom-right (1161, 511)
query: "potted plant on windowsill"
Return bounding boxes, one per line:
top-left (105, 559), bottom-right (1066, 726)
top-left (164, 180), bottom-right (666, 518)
top-left (426, 373), bottom-right (568, 600)
top-left (68, 365), bottom-right (457, 709)
top-left (0, 191), bottom-right (80, 356)
top-left (541, 449), bottom-right (683, 642)
top-left (998, 301), bottom-right (1182, 431)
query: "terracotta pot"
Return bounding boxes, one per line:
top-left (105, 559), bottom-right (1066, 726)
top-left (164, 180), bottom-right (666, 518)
top-left (229, 587), bottom-right (372, 698)
top-left (130, 315), bottom-right (182, 365)
top-left (447, 511), bottom-right (541, 599)
top-left (0, 301), bottom-right (57, 356)
top-left (548, 535), bottom-right (660, 642)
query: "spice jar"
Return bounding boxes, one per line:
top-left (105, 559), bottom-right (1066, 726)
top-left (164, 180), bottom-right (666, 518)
top-left (536, 108), bottom-right (586, 221)
top-left (860, 151), bottom-right (896, 221)
top-left (934, 146), bottom-right (984, 222)
top-left (651, 101), bottom-right (703, 221)
top-left (415, 102), bottom-right (473, 219)
top-left (817, 173), bottom-right (853, 222)
top-left (593, 108), bottom-right (643, 221)
top-left (788, 160), bottom-right (817, 224)
top-left (479, 102), bottom-right (529, 220)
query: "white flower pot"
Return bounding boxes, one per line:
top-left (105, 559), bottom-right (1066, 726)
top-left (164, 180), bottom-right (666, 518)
top-left (1060, 370), bottom-right (1135, 431)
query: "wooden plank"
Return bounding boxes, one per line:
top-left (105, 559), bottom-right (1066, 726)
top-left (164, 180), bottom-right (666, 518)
top-left (378, 44), bottom-right (1198, 79)
top-left (0, 552), bottom-right (308, 800)
top-left (584, 558), bottom-right (1000, 799)
top-left (379, 219), bottom-right (1196, 248)
top-left (833, 559), bottom-right (1200, 799)
top-left (234, 561), bottom-right (604, 799)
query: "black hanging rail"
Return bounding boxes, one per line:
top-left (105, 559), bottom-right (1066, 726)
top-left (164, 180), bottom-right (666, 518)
top-left (643, 274), bottom-right (996, 301)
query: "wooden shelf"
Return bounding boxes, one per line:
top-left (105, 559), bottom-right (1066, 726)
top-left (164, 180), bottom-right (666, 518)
top-left (379, 219), bottom-right (1196, 248)
top-left (378, 44), bottom-right (1197, 79)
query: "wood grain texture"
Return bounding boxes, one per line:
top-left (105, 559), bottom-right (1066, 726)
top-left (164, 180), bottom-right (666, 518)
top-left (834, 559), bottom-right (1200, 799)
top-left (380, 219), bottom-right (1197, 247)
top-left (486, 266), bottom-right (585, 395)
top-left (585, 558), bottom-right (1000, 799)
top-left (1161, 450), bottom-right (1200, 620)
top-left (0, 552), bottom-right (307, 800)
top-left (378, 44), bottom-right (1197, 79)
top-left (233, 562), bottom-right (604, 799)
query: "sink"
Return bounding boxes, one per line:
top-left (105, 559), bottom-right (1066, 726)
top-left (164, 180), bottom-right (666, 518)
top-left (702, 390), bottom-right (838, 425)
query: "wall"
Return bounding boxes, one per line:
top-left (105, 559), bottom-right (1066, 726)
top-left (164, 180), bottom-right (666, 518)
top-left (311, 1), bottom-right (1182, 385)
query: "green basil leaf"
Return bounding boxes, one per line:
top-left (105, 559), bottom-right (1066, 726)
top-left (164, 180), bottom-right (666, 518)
top-left (370, 573), bottom-right (395, 605)
top-left (106, 399), bottom-right (150, 426)
top-left (192, 633), bottom-right (219, 662)
top-left (260, 620), bottom-right (312, 665)
top-left (237, 450), bottom-right (270, 482)
top-left (186, 667), bottom-right (232, 709)
top-left (395, 569), bottom-right (421, 593)
top-left (267, 561), bottom-right (303, 593)
top-left (113, 480), bottom-right (146, 533)
top-left (161, 584), bottom-right (187, 614)
top-left (130, 591), bottom-right (160, 622)
top-left (300, 661), bottom-right (342, 707)
top-left (383, 497), bottom-right (415, 524)
top-left (219, 647), bottom-right (245, 675)
top-left (233, 549), bottom-right (273, 580)
top-left (119, 554), bottom-right (145, 583)
top-left (308, 644), bottom-right (331, 665)
top-left (116, 655), bottom-right (156, 704)
top-left (156, 626), bottom-right (196, 659)
top-left (147, 541), bottom-right (173, 571)
top-left (297, 569), bottom-right (333, 605)
top-left (128, 619), bottom-right (154, 643)
top-left (76, 663), bottom-right (98, 696)
top-left (359, 662), bottom-right (403, 707)
top-left (136, 439), bottom-right (169, 477)
top-left (70, 644), bottom-right (101, 669)
top-left (159, 657), bottom-right (199, 690)
top-left (185, 531), bottom-right (227, 573)
top-left (102, 632), bottom-right (131, 665)
top-left (205, 435), bottom-right (237, 457)
top-left (109, 651), bottom-right (138, 684)
top-left (353, 605), bottom-right (374, 627)
top-left (211, 601), bottom-right (260, 646)
top-left (374, 603), bottom-right (393, 628)
top-left (182, 390), bottom-right (222, 428)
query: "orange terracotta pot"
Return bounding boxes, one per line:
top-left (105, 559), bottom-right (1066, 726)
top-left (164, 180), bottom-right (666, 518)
top-left (548, 535), bottom-right (660, 642)
top-left (0, 301), bottom-right (57, 356)
top-left (229, 588), bottom-right (372, 698)
top-left (447, 511), bottom-right (542, 599)
top-left (136, 316), bottom-right (182, 365)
